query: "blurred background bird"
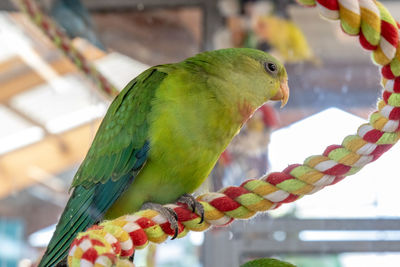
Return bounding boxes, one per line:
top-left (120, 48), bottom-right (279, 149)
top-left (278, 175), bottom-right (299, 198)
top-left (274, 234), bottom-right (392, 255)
top-left (249, 0), bottom-right (318, 64)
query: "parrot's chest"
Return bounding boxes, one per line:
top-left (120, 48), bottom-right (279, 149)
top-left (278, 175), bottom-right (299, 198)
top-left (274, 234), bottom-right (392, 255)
top-left (148, 115), bottom-right (235, 189)
top-left (138, 96), bottom-right (241, 202)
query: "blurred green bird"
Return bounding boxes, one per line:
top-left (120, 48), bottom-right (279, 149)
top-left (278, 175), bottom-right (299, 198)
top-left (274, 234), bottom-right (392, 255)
top-left (241, 258), bottom-right (296, 267)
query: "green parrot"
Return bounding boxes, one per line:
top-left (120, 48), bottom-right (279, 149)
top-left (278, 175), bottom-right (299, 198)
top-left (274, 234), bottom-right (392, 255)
top-left (241, 258), bottom-right (296, 267)
top-left (38, 48), bottom-right (289, 266)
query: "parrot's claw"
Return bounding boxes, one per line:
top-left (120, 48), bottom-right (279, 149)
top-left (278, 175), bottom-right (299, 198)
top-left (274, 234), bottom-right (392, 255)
top-left (55, 259), bottom-right (67, 267)
top-left (141, 202), bottom-right (179, 239)
top-left (129, 252), bottom-right (135, 262)
top-left (177, 194), bottom-right (205, 224)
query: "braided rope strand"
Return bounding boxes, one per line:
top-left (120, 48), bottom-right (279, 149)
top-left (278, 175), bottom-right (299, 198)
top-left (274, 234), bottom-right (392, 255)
top-left (12, 0), bottom-right (119, 98)
top-left (67, 0), bottom-right (399, 266)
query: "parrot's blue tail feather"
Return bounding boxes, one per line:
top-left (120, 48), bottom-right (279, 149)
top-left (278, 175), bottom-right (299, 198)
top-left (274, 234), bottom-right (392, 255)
top-left (38, 174), bottom-right (133, 267)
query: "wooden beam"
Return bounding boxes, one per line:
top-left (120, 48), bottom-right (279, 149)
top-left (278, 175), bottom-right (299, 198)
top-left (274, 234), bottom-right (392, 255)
top-left (83, 0), bottom-right (203, 11)
top-left (0, 55), bottom-right (23, 73)
top-left (0, 41), bottom-right (105, 103)
top-left (0, 56), bottom-right (76, 102)
top-left (0, 120), bottom-right (101, 199)
top-left (0, 0), bottom-right (205, 12)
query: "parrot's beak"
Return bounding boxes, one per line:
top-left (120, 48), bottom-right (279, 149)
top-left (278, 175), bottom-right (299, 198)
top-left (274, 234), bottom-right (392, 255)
top-left (271, 79), bottom-right (289, 108)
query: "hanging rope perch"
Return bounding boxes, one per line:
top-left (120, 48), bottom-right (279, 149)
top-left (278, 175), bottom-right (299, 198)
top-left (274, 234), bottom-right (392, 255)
top-left (67, 0), bottom-right (400, 266)
top-left (12, 0), bottom-right (119, 98)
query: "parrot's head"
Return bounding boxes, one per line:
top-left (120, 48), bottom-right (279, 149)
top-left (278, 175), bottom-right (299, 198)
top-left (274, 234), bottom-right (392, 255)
top-left (241, 48), bottom-right (289, 108)
top-left (186, 48), bottom-right (289, 110)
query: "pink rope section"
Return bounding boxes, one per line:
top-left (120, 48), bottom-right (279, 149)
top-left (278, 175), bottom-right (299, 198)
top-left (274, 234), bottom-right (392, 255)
top-left (12, 0), bottom-right (119, 98)
top-left (64, 0), bottom-right (400, 266)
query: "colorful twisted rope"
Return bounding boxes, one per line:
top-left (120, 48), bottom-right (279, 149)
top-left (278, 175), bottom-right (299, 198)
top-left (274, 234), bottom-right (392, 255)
top-left (66, 0), bottom-right (400, 266)
top-left (12, 0), bottom-right (119, 98)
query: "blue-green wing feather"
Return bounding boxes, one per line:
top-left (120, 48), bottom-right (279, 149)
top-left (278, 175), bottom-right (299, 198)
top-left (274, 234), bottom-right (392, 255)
top-left (38, 68), bottom-right (167, 267)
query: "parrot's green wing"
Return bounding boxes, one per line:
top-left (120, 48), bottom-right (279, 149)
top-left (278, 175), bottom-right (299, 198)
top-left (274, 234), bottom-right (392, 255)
top-left (39, 68), bottom-right (168, 267)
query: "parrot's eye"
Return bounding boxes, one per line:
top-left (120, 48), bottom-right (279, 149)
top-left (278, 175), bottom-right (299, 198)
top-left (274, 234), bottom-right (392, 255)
top-left (264, 62), bottom-right (278, 75)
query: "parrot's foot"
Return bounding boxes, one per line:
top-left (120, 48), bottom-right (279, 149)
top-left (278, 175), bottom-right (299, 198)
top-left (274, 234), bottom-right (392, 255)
top-left (141, 202), bottom-right (179, 239)
top-left (177, 194), bottom-right (205, 224)
top-left (55, 258), bottom-right (67, 267)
